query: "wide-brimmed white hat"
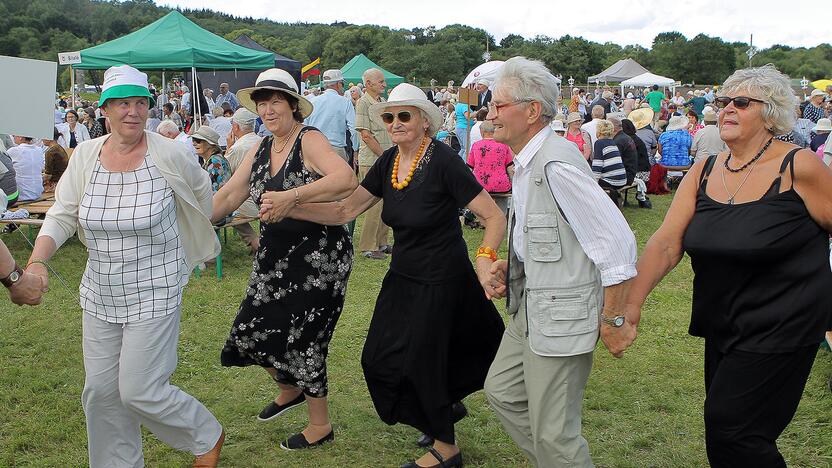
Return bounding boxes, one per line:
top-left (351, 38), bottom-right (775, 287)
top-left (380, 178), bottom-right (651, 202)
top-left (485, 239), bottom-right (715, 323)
top-left (628, 108), bottom-right (654, 129)
top-left (551, 120), bottom-right (566, 132)
top-left (810, 89), bottom-right (826, 98)
top-left (369, 83), bottom-right (443, 136)
top-left (813, 118), bottom-right (832, 132)
top-left (667, 115), bottom-right (690, 131)
top-left (237, 68), bottom-right (313, 118)
top-left (191, 126), bottom-right (220, 147)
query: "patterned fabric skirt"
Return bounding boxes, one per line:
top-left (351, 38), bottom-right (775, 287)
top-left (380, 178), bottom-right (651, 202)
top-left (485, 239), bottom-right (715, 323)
top-left (221, 219), bottom-right (352, 398)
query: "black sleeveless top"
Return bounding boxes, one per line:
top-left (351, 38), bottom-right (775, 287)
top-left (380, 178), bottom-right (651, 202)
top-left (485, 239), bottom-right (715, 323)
top-left (682, 149), bottom-right (832, 353)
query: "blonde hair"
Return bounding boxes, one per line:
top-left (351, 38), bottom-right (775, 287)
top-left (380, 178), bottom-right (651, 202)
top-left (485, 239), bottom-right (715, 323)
top-left (596, 120), bottom-right (614, 139)
top-left (719, 64), bottom-right (798, 135)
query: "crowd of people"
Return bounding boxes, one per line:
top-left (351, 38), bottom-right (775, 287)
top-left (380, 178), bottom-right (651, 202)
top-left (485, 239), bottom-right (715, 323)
top-left (1, 56), bottom-right (831, 468)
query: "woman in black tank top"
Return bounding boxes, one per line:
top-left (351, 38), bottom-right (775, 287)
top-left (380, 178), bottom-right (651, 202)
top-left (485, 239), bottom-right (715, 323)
top-left (623, 65), bottom-right (832, 467)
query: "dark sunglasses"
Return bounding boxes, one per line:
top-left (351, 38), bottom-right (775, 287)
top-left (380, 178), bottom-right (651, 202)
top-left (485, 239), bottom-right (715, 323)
top-left (714, 96), bottom-right (766, 109)
top-left (380, 111), bottom-right (412, 124)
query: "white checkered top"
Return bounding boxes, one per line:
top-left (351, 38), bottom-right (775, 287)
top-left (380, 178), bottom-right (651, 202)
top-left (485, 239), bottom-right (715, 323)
top-left (78, 154), bottom-right (188, 323)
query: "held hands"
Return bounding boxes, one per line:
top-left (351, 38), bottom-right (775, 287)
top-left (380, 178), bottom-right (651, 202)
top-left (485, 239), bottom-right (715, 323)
top-left (258, 190), bottom-right (296, 223)
top-left (600, 304), bottom-right (640, 359)
top-left (476, 258), bottom-right (508, 300)
top-left (9, 265), bottom-right (49, 306)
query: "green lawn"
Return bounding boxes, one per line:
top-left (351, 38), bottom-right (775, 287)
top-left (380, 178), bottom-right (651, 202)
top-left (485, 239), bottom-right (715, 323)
top-left (1, 194), bottom-right (830, 467)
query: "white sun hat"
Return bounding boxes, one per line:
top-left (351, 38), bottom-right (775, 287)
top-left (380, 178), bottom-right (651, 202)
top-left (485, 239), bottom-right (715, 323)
top-left (369, 83), bottom-right (443, 136)
top-left (99, 64), bottom-right (154, 107)
top-left (237, 68), bottom-right (313, 118)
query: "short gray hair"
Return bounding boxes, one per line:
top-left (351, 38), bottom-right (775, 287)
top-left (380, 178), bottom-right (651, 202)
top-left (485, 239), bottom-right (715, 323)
top-left (362, 68), bottom-right (383, 86)
top-left (719, 64), bottom-right (798, 135)
top-left (480, 121), bottom-right (495, 133)
top-left (591, 105), bottom-right (605, 119)
top-left (156, 120), bottom-right (179, 136)
top-left (607, 115), bottom-right (622, 131)
top-left (493, 57), bottom-right (560, 124)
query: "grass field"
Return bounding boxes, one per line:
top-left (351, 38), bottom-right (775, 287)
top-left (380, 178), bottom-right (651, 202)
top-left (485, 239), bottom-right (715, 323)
top-left (1, 193), bottom-right (830, 467)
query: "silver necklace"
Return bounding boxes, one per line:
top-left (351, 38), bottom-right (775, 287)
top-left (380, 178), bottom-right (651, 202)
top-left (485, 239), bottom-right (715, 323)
top-left (720, 153), bottom-right (763, 205)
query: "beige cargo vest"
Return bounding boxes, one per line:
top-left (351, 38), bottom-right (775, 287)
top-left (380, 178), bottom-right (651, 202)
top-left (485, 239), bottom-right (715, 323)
top-left (506, 134), bottom-right (603, 357)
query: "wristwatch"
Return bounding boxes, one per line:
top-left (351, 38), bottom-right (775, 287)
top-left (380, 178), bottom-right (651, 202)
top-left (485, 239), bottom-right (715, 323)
top-left (1, 264), bottom-right (23, 289)
top-left (601, 314), bottom-right (626, 328)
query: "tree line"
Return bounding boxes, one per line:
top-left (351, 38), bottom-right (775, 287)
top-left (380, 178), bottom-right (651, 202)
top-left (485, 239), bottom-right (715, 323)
top-left (1, 0), bottom-right (829, 91)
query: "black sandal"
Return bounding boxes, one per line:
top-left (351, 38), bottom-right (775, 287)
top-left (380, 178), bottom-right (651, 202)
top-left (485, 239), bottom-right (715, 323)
top-left (400, 447), bottom-right (463, 468)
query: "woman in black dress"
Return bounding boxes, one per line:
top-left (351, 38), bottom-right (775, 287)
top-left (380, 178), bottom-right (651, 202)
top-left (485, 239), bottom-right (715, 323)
top-left (624, 65), bottom-right (832, 466)
top-left (211, 69), bottom-right (358, 450)
top-left (271, 83), bottom-right (506, 468)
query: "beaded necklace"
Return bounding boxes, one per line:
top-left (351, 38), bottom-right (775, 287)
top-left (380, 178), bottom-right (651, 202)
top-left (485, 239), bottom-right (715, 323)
top-left (391, 137), bottom-right (428, 190)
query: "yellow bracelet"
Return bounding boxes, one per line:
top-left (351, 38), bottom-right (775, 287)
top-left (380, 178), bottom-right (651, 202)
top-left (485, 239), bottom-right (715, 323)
top-left (476, 246), bottom-right (498, 261)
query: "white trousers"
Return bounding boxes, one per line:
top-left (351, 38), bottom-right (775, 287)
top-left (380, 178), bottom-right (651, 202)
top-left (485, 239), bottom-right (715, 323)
top-left (82, 310), bottom-right (222, 468)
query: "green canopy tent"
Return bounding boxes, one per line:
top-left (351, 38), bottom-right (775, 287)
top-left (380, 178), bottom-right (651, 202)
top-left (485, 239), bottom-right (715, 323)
top-left (339, 54), bottom-right (404, 88)
top-left (72, 11), bottom-right (274, 119)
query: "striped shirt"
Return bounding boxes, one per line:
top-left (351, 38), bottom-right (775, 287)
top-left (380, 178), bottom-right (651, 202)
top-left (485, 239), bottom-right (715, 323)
top-left (591, 139), bottom-right (627, 187)
top-left (512, 127), bottom-right (637, 287)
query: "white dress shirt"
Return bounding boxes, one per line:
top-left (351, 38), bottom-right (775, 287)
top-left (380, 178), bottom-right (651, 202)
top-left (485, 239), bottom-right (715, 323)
top-left (7, 143), bottom-right (45, 201)
top-left (512, 126), bottom-right (637, 287)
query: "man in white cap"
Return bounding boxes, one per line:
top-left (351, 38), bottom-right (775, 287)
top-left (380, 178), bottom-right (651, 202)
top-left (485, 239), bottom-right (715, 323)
top-left (474, 79), bottom-right (492, 111)
top-left (304, 69), bottom-right (357, 162)
top-left (804, 89), bottom-right (827, 123)
top-left (224, 107), bottom-right (262, 253)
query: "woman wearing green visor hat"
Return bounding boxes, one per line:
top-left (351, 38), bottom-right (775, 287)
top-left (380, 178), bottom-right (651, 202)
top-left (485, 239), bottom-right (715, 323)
top-left (26, 64), bottom-right (225, 467)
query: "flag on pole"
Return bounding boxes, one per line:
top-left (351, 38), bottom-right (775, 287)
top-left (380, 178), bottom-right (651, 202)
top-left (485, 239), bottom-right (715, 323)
top-left (302, 58), bottom-right (321, 79)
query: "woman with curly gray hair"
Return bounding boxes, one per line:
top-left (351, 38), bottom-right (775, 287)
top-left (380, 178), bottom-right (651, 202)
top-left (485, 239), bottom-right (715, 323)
top-left (623, 64), bottom-right (832, 466)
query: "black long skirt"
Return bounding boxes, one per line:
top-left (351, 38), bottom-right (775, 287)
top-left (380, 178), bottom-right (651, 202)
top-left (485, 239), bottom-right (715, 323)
top-left (361, 268), bottom-right (505, 443)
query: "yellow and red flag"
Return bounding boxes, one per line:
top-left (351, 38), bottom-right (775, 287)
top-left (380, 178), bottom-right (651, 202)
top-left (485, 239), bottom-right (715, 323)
top-left (302, 58), bottom-right (321, 79)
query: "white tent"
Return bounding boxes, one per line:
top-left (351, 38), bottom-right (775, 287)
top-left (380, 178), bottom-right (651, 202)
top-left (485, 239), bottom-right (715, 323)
top-left (621, 72), bottom-right (675, 88)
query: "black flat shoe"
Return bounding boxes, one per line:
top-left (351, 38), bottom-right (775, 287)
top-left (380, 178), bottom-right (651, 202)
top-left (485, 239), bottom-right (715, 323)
top-left (401, 448), bottom-right (463, 468)
top-left (416, 402), bottom-right (468, 447)
top-left (279, 430), bottom-right (334, 451)
top-left (257, 393), bottom-right (306, 421)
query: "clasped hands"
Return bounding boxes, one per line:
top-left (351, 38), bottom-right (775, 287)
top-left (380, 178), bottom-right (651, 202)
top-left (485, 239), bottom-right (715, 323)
top-left (9, 264), bottom-right (49, 306)
top-left (478, 259), bottom-right (639, 358)
top-left (258, 190), bottom-right (296, 223)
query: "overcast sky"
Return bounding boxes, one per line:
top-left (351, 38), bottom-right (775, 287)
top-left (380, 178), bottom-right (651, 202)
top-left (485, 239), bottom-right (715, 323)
top-left (159, 0), bottom-right (823, 49)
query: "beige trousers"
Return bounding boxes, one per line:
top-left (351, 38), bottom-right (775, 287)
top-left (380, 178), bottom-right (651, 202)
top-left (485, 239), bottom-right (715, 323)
top-left (484, 307), bottom-right (595, 468)
top-left (357, 165), bottom-right (389, 252)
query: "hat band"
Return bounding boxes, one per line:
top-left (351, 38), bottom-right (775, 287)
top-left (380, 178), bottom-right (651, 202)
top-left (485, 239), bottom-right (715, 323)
top-left (256, 80), bottom-right (297, 94)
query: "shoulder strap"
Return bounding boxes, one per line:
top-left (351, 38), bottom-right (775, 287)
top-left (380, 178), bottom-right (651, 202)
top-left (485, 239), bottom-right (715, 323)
top-left (698, 154), bottom-right (718, 188)
top-left (779, 147), bottom-right (801, 189)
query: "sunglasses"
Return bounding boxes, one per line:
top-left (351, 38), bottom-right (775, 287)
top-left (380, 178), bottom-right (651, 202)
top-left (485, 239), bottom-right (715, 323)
top-left (380, 111), bottom-right (412, 124)
top-left (714, 96), bottom-right (766, 109)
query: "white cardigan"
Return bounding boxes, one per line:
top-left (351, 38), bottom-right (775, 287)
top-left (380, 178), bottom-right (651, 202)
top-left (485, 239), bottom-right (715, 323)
top-left (40, 131), bottom-right (221, 268)
top-left (56, 122), bottom-right (92, 149)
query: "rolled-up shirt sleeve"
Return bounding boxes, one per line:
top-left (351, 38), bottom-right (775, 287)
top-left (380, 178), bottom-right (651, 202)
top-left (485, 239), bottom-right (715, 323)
top-left (544, 161), bottom-right (637, 286)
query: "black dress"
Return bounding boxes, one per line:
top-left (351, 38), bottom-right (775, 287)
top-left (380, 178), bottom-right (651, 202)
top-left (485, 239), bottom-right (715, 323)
top-left (360, 139), bottom-right (505, 444)
top-left (221, 128), bottom-right (353, 398)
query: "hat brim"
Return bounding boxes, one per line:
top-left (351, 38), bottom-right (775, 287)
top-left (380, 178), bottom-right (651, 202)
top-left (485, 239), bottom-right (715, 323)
top-left (191, 134), bottom-right (219, 147)
top-left (628, 109), bottom-right (655, 129)
top-left (236, 86), bottom-right (313, 119)
top-left (369, 99), bottom-right (443, 136)
top-left (100, 84), bottom-right (155, 107)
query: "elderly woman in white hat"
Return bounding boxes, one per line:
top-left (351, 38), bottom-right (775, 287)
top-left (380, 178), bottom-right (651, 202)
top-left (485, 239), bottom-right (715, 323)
top-left (810, 117), bottom-right (832, 152)
top-left (626, 64), bottom-right (832, 466)
top-left (190, 126), bottom-right (231, 192)
top-left (210, 68), bottom-right (357, 451)
top-left (283, 82), bottom-right (506, 468)
top-left (803, 89), bottom-right (828, 123)
top-left (25, 65), bottom-right (225, 467)
top-left (657, 114), bottom-right (694, 169)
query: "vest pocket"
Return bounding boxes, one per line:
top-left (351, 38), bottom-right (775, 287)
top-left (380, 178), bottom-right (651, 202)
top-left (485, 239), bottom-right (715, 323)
top-left (526, 213), bottom-right (561, 262)
top-left (531, 285), bottom-right (595, 337)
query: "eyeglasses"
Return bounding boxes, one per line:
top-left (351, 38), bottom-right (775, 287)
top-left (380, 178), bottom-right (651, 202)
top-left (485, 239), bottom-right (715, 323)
top-left (381, 111), bottom-right (412, 124)
top-left (487, 99), bottom-right (532, 115)
top-left (714, 96), bottom-right (766, 109)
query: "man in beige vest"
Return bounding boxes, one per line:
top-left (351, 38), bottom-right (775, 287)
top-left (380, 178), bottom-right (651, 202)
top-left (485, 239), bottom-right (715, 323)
top-left (482, 57), bottom-right (638, 467)
top-left (355, 68), bottom-right (394, 259)
top-left (224, 108), bottom-right (262, 254)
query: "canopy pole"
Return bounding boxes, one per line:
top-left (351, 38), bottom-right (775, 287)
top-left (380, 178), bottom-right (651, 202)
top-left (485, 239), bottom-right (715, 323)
top-left (161, 70), bottom-right (166, 108)
top-left (192, 66), bottom-right (202, 128)
top-left (70, 64), bottom-right (75, 108)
